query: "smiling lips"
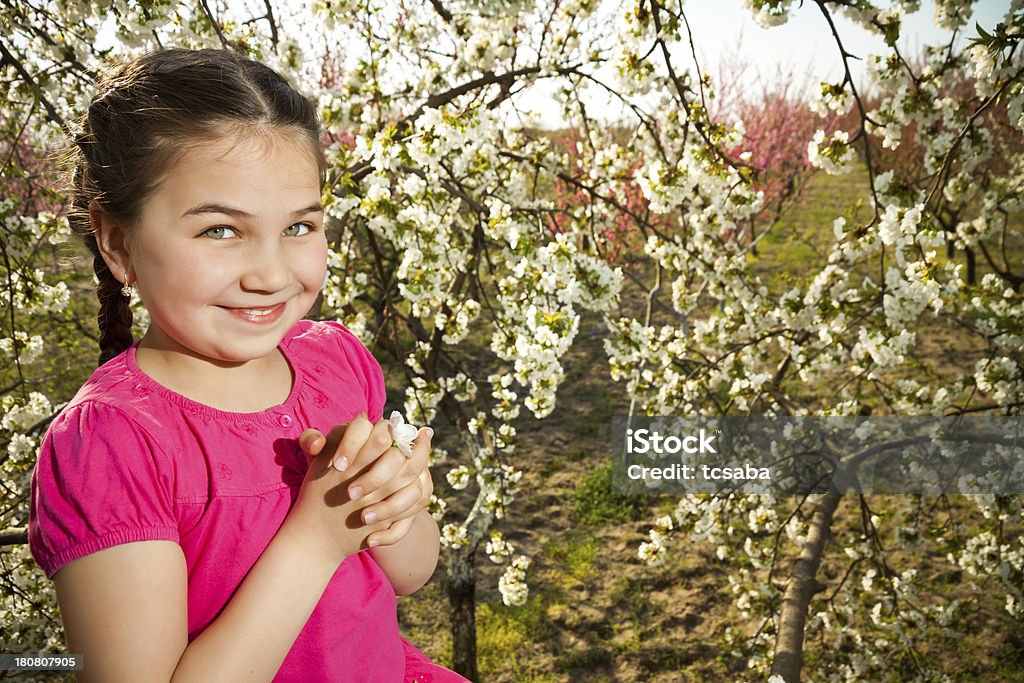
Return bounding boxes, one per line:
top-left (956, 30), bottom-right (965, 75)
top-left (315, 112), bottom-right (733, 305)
top-left (221, 302), bottom-right (287, 324)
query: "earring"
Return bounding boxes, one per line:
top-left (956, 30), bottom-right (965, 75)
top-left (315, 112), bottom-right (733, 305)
top-left (121, 274), bottom-right (133, 299)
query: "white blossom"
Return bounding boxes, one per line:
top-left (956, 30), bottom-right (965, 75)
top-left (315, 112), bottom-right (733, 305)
top-left (498, 555), bottom-right (531, 606)
top-left (387, 410), bottom-right (418, 457)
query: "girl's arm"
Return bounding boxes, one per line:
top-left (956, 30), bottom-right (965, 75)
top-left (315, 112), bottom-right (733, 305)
top-left (369, 507), bottom-right (441, 595)
top-left (53, 418), bottom-right (392, 683)
top-left (56, 518), bottom-right (344, 682)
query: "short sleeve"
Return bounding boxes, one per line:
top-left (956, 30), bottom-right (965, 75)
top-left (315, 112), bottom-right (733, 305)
top-left (321, 321), bottom-right (387, 422)
top-left (28, 401), bottom-right (179, 579)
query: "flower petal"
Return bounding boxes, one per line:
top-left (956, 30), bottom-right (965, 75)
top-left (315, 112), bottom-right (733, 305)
top-left (395, 423), bottom-right (418, 443)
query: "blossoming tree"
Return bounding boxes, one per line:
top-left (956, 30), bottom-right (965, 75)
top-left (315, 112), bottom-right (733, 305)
top-left (1, 0), bottom-right (1022, 680)
top-left (619, 1), bottom-right (1024, 680)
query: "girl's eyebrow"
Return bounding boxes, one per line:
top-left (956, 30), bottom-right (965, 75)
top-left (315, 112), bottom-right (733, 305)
top-left (181, 202), bottom-right (323, 218)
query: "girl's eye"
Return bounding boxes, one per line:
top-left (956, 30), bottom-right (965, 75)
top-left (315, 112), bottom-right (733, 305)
top-left (283, 223), bottom-right (313, 237)
top-left (202, 226), bottom-right (237, 240)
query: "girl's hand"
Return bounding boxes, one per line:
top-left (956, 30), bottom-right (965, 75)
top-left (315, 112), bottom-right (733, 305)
top-left (369, 463), bottom-right (434, 550)
top-left (284, 415), bottom-right (384, 567)
top-left (299, 415), bottom-right (434, 549)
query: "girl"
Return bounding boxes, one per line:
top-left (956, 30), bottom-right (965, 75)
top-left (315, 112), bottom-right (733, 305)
top-left (28, 48), bottom-right (468, 682)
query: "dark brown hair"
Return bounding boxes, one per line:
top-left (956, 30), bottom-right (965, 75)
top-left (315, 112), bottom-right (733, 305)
top-left (68, 48), bottom-right (326, 366)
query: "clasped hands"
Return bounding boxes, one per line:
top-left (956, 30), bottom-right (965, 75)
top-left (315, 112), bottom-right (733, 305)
top-left (292, 412), bottom-right (434, 562)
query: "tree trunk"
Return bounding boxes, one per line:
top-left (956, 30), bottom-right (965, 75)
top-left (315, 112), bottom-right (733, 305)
top-left (770, 492), bottom-right (842, 683)
top-left (0, 527), bottom-right (28, 546)
top-left (446, 548), bottom-right (478, 680)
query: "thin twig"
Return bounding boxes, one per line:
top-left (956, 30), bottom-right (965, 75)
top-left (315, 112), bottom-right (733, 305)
top-left (199, 0), bottom-right (231, 49)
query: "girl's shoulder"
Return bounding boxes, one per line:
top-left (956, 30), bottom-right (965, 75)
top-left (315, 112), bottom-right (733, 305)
top-left (61, 349), bottom-right (144, 416)
top-left (31, 361), bottom-right (180, 580)
top-left (284, 318), bottom-right (366, 350)
top-left (284, 319), bottom-right (385, 420)
top-left (283, 318), bottom-right (379, 368)
top-left (48, 348), bottom-right (175, 442)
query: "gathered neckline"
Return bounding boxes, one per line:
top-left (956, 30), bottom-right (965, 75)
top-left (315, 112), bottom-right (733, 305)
top-left (122, 324), bottom-right (306, 424)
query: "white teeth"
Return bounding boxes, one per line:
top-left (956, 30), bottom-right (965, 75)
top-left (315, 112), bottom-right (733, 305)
top-left (235, 307), bottom-right (275, 316)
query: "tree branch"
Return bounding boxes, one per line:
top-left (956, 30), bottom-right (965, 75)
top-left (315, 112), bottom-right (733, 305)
top-left (771, 492), bottom-right (841, 683)
top-left (0, 527), bottom-right (28, 546)
top-left (429, 0), bottom-right (453, 24)
top-left (0, 39), bottom-right (67, 132)
top-left (923, 63), bottom-right (1024, 214)
top-left (813, 0), bottom-right (880, 226)
top-left (345, 62), bottom-right (584, 186)
top-left (263, 0), bottom-right (279, 47)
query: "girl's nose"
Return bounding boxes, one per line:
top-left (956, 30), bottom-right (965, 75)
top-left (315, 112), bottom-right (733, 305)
top-left (240, 241), bottom-right (292, 293)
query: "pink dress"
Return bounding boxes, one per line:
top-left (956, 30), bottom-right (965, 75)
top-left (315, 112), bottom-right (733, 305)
top-left (29, 320), bottom-right (469, 682)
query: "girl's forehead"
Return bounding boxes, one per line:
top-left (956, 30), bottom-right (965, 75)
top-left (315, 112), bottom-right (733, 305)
top-left (183, 127), bottom-right (320, 168)
top-left (144, 129), bottom-right (323, 217)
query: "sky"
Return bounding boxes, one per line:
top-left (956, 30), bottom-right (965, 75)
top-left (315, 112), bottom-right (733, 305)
top-left (521, 0), bottom-right (1013, 127)
top-left (683, 0), bottom-right (1010, 85)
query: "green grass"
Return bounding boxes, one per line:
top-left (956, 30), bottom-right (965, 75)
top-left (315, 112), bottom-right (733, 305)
top-left (477, 596), bottom-right (560, 682)
top-left (542, 534), bottom-right (600, 588)
top-left (569, 461), bottom-right (638, 526)
top-left (753, 166), bottom-right (873, 291)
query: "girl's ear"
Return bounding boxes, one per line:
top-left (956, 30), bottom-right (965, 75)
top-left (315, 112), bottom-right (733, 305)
top-left (89, 200), bottom-right (135, 284)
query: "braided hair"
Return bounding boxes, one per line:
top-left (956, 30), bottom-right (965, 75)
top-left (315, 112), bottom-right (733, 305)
top-left (67, 48), bottom-right (326, 366)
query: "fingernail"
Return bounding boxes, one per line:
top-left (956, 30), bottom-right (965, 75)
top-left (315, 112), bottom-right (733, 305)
top-left (368, 539), bottom-right (380, 548)
top-left (350, 485), bottom-right (364, 501)
top-left (364, 511), bottom-right (377, 524)
top-left (333, 456), bottom-right (348, 472)
top-left (425, 427), bottom-right (434, 439)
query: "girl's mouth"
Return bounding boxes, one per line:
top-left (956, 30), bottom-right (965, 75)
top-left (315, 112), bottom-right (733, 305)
top-left (221, 302), bottom-right (286, 325)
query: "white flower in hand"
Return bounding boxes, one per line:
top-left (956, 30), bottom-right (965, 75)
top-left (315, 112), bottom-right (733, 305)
top-left (389, 410), bottom-right (418, 457)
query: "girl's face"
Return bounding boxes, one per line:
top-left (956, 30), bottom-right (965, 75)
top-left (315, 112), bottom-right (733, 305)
top-left (124, 129), bottom-right (327, 367)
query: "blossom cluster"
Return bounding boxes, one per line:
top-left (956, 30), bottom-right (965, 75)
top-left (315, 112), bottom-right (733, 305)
top-left (806, 130), bottom-right (855, 175)
top-left (637, 514), bottom-right (674, 567)
top-left (497, 555), bottom-right (531, 607)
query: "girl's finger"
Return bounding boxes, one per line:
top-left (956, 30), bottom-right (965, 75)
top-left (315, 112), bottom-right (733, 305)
top-left (299, 428), bottom-right (326, 461)
top-left (349, 419), bottom-right (397, 472)
top-left (366, 516), bottom-right (416, 549)
top-left (347, 447), bottom-right (408, 502)
top-left (409, 426), bottom-right (434, 461)
top-left (360, 479), bottom-right (423, 525)
top-left (327, 414), bottom-right (375, 472)
top-left (415, 467), bottom-right (434, 508)
top-left (348, 426), bottom-right (433, 501)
